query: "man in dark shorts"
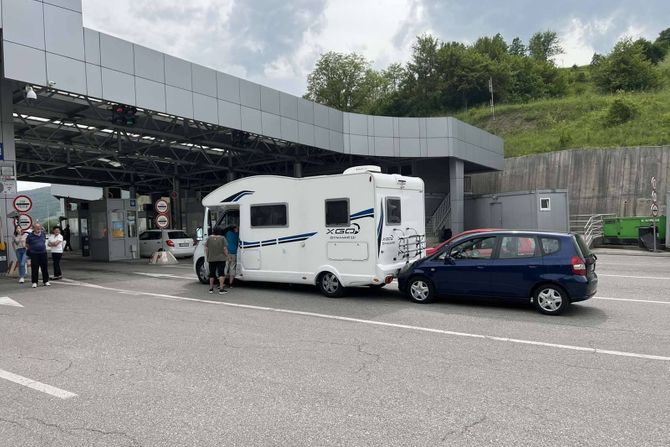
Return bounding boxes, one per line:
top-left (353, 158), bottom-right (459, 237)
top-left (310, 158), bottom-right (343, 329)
top-left (205, 227), bottom-right (228, 295)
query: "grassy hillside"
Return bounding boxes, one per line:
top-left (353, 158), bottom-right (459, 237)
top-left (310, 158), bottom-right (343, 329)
top-left (456, 59), bottom-right (670, 158)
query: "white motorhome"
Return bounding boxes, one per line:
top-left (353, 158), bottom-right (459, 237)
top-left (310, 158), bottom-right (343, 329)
top-left (193, 166), bottom-right (425, 297)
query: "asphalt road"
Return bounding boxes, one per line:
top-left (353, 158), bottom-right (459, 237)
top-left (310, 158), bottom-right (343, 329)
top-left (1, 252), bottom-right (669, 446)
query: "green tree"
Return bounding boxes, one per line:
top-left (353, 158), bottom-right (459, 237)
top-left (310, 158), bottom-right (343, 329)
top-left (656, 27), bottom-right (670, 47)
top-left (304, 52), bottom-right (381, 112)
top-left (633, 38), bottom-right (667, 64)
top-left (402, 35), bottom-right (444, 114)
top-left (473, 33), bottom-right (508, 61)
top-left (528, 31), bottom-right (563, 63)
top-left (508, 37), bottom-right (526, 56)
top-left (591, 38), bottom-right (660, 92)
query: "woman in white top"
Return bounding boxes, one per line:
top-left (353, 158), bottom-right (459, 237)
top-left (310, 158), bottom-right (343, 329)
top-left (12, 226), bottom-right (28, 283)
top-left (48, 226), bottom-right (65, 280)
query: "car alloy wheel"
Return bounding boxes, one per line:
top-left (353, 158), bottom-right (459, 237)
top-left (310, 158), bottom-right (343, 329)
top-left (408, 277), bottom-right (434, 303)
top-left (196, 259), bottom-right (209, 284)
top-left (319, 272), bottom-right (344, 298)
top-left (534, 286), bottom-right (568, 315)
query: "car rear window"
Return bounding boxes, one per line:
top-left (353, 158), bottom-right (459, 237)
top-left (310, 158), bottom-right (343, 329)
top-left (574, 234), bottom-right (592, 258)
top-left (540, 238), bottom-right (561, 255)
top-left (168, 231), bottom-right (190, 239)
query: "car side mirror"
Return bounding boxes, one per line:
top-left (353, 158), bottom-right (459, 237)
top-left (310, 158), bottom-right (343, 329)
top-left (444, 255), bottom-right (456, 265)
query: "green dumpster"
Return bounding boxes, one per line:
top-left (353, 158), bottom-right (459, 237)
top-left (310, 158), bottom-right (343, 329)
top-left (602, 216), bottom-right (666, 245)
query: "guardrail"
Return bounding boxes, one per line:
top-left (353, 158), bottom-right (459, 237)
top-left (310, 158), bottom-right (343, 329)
top-left (577, 213), bottom-right (616, 247)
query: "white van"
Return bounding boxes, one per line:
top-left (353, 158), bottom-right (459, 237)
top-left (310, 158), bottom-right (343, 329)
top-left (193, 166), bottom-right (425, 297)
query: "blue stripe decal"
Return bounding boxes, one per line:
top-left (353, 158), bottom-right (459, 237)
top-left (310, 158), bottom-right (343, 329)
top-left (243, 232), bottom-right (317, 248)
top-left (221, 190), bottom-right (255, 203)
top-left (350, 208), bottom-right (374, 218)
top-left (233, 191), bottom-right (254, 202)
top-left (278, 232), bottom-right (317, 241)
top-left (377, 201), bottom-right (384, 255)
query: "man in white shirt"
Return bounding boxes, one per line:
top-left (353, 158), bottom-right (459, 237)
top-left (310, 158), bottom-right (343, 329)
top-left (48, 227), bottom-right (65, 280)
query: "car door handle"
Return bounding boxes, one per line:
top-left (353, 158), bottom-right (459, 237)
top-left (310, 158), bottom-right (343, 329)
top-left (528, 265), bottom-right (538, 269)
top-left (476, 266), bottom-right (485, 270)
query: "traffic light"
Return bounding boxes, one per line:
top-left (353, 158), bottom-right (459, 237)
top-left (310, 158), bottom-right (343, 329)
top-left (111, 104), bottom-right (138, 127)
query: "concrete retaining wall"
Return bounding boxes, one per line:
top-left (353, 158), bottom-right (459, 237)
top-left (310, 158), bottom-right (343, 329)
top-left (470, 147), bottom-right (670, 217)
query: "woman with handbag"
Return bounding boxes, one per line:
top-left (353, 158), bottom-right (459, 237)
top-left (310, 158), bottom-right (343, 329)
top-left (12, 226), bottom-right (28, 284)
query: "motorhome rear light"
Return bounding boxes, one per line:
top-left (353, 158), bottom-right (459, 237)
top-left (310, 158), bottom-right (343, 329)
top-left (571, 256), bottom-right (586, 276)
top-left (166, 240), bottom-right (175, 247)
top-left (384, 275), bottom-right (394, 284)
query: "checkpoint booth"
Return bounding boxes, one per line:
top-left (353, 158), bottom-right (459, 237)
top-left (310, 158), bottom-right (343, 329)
top-left (88, 195), bottom-right (139, 261)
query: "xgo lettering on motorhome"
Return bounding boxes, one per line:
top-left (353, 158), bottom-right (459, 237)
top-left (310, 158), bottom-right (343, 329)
top-left (193, 166), bottom-right (426, 297)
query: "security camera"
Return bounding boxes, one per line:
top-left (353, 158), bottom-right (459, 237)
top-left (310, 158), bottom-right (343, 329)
top-left (25, 85), bottom-right (37, 101)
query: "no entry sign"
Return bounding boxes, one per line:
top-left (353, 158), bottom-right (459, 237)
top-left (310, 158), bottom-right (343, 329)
top-left (13, 195), bottom-right (33, 213)
top-left (155, 199), bottom-right (169, 214)
top-left (17, 214), bottom-right (33, 230)
top-left (155, 214), bottom-right (170, 229)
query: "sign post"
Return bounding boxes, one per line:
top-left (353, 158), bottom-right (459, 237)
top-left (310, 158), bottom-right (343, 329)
top-left (13, 195), bottom-right (33, 213)
top-left (17, 214), bottom-right (33, 231)
top-left (155, 214), bottom-right (169, 229)
top-left (651, 177), bottom-right (658, 252)
top-left (154, 199), bottom-right (169, 214)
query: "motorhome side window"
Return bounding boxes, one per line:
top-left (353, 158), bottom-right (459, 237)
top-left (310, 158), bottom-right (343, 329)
top-left (250, 204), bottom-right (288, 227)
top-left (386, 197), bottom-right (401, 225)
top-left (325, 199), bottom-right (349, 226)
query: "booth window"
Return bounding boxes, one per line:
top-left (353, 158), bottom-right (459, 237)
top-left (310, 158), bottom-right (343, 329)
top-left (540, 198), bottom-right (551, 211)
top-left (325, 199), bottom-right (349, 227)
top-left (386, 197), bottom-right (402, 225)
top-left (250, 204), bottom-right (288, 227)
top-left (110, 211), bottom-right (125, 238)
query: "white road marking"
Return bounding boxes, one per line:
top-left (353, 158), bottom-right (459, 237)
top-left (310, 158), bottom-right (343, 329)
top-left (133, 272), bottom-right (195, 280)
top-left (595, 296), bottom-right (670, 305)
top-left (599, 274), bottom-right (670, 280)
top-left (0, 369), bottom-right (77, 399)
top-left (0, 297), bottom-right (23, 307)
top-left (56, 279), bottom-right (670, 362)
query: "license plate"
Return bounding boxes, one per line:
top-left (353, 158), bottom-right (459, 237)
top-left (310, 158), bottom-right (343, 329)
top-left (179, 243), bottom-right (189, 247)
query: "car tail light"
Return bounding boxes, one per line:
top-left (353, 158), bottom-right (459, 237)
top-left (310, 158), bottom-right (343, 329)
top-left (166, 239), bottom-right (175, 247)
top-left (571, 256), bottom-right (586, 276)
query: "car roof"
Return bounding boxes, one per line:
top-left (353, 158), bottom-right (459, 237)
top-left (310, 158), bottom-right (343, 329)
top-left (455, 229), bottom-right (573, 239)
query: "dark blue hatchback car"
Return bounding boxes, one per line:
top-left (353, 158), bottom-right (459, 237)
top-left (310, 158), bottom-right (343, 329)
top-left (397, 231), bottom-right (598, 315)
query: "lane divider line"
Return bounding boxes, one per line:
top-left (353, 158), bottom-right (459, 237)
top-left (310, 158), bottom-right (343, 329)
top-left (598, 274), bottom-right (670, 280)
top-left (54, 279), bottom-right (670, 362)
top-left (0, 296), bottom-right (23, 307)
top-left (594, 296), bottom-right (670, 305)
top-left (0, 368), bottom-right (77, 399)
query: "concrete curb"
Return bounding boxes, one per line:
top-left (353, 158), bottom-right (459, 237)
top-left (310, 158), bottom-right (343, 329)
top-left (593, 248), bottom-right (670, 258)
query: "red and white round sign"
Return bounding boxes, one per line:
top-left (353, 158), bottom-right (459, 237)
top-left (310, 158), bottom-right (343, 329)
top-left (13, 195), bottom-right (33, 213)
top-left (155, 199), bottom-right (169, 214)
top-left (155, 214), bottom-right (170, 229)
top-left (17, 214), bottom-right (33, 230)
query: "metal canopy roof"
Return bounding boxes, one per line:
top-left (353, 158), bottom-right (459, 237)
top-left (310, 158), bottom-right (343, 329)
top-left (12, 86), bottom-right (408, 194)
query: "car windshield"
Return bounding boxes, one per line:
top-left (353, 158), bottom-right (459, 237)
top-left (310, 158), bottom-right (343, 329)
top-left (168, 231), bottom-right (190, 239)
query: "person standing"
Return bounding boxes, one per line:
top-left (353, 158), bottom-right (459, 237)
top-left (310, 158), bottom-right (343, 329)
top-left (12, 226), bottom-right (28, 284)
top-left (63, 224), bottom-right (72, 252)
top-left (26, 223), bottom-right (50, 288)
top-left (205, 227), bottom-right (228, 295)
top-left (48, 226), bottom-right (65, 280)
top-left (224, 225), bottom-right (239, 288)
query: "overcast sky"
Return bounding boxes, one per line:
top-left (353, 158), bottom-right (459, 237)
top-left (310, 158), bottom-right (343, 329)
top-left (80, 0), bottom-right (669, 96)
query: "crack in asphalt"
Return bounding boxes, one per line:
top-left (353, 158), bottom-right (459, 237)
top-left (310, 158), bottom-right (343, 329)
top-left (26, 417), bottom-right (142, 446)
top-left (0, 417), bottom-right (27, 430)
top-left (441, 415), bottom-right (488, 442)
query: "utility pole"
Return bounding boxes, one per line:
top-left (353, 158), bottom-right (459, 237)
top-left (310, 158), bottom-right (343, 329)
top-left (489, 77), bottom-right (495, 121)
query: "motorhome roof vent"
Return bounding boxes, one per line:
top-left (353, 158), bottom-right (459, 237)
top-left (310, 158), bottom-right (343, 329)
top-left (343, 165), bottom-right (382, 175)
